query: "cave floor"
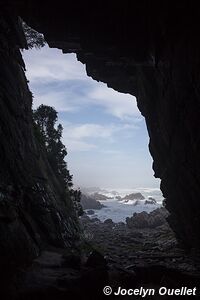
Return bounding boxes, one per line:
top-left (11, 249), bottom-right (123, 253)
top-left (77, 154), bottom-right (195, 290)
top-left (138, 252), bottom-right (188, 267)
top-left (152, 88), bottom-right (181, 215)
top-left (10, 217), bottom-right (200, 300)
top-left (82, 217), bottom-right (196, 271)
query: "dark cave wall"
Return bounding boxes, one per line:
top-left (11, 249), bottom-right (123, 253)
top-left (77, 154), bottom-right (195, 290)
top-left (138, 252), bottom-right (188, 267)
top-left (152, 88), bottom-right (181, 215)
top-left (1, 0), bottom-right (200, 255)
top-left (0, 12), bottom-right (79, 274)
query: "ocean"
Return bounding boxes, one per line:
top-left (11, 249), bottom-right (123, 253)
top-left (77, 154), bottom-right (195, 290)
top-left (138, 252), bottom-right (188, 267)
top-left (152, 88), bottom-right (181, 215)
top-left (85, 187), bottom-right (163, 223)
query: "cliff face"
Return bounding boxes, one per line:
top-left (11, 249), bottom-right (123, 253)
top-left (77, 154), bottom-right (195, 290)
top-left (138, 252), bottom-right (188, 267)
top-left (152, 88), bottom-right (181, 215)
top-left (0, 12), bottom-right (79, 277)
top-left (1, 0), bottom-right (200, 269)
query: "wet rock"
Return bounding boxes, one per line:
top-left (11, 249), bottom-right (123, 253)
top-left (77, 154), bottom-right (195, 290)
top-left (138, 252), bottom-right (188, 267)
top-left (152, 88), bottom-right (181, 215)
top-left (126, 207), bottom-right (169, 229)
top-left (145, 197), bottom-right (157, 205)
top-left (104, 219), bottom-right (113, 225)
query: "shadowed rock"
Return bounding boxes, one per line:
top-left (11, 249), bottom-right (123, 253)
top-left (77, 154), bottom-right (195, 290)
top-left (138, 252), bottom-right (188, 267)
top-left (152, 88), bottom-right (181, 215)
top-left (126, 207), bottom-right (169, 229)
top-left (91, 193), bottom-right (113, 201)
top-left (122, 193), bottom-right (145, 201)
top-left (81, 194), bottom-right (105, 210)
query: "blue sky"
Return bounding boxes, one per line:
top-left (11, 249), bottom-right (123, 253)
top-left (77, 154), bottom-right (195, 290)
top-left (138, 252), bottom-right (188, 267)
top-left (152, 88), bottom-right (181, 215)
top-left (22, 46), bottom-right (160, 189)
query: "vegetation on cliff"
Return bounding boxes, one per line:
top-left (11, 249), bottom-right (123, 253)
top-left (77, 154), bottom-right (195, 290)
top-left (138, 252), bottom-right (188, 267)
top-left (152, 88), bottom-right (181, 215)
top-left (21, 20), bottom-right (46, 49)
top-left (33, 104), bottom-right (83, 216)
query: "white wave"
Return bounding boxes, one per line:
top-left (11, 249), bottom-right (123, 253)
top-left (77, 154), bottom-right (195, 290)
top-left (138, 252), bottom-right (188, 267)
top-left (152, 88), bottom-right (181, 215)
top-left (83, 186), bottom-right (164, 203)
top-left (88, 198), bottom-right (162, 223)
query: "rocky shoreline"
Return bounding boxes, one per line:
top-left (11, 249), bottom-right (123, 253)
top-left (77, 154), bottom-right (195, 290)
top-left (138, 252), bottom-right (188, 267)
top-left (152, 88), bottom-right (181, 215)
top-left (80, 208), bottom-right (200, 275)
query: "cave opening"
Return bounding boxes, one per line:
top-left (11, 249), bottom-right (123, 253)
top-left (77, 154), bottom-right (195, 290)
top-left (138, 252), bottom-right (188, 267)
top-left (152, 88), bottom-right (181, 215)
top-left (1, 4), bottom-right (200, 297)
top-left (22, 43), bottom-right (180, 271)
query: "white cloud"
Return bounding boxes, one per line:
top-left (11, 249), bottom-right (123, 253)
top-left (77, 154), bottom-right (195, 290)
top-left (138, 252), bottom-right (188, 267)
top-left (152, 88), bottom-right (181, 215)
top-left (87, 84), bottom-right (140, 120)
top-left (64, 123), bottom-right (117, 139)
top-left (61, 122), bottom-right (140, 152)
top-left (101, 149), bottom-right (121, 154)
top-left (32, 89), bottom-right (79, 112)
top-left (62, 123), bottom-right (120, 151)
top-left (65, 140), bottom-right (97, 152)
top-left (23, 46), bottom-right (87, 83)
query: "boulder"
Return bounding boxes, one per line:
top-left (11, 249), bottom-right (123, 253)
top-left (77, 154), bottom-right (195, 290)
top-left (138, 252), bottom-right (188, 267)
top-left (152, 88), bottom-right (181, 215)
top-left (126, 207), bottom-right (169, 229)
top-left (122, 193), bottom-right (145, 200)
top-left (104, 218), bottom-right (113, 225)
top-left (145, 197), bottom-right (157, 205)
